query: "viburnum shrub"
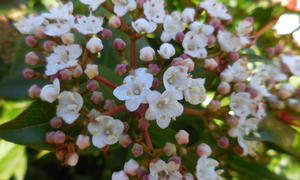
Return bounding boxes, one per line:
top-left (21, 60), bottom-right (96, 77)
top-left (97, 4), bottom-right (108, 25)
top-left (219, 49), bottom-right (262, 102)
top-left (2, 0), bottom-right (299, 179)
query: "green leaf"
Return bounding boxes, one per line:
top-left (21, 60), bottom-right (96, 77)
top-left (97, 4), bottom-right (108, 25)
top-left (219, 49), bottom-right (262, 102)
top-left (0, 100), bottom-right (55, 150)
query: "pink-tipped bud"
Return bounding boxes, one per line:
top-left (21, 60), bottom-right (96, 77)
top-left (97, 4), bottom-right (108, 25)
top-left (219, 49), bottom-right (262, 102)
top-left (115, 64), bottom-right (128, 75)
top-left (175, 130), bottom-right (189, 145)
top-left (86, 80), bottom-right (100, 91)
top-left (25, 51), bottom-right (39, 65)
top-left (184, 58), bottom-right (195, 72)
top-left (23, 68), bottom-right (34, 79)
top-left (275, 43), bottom-right (284, 54)
top-left (43, 40), bottom-right (56, 51)
top-left (204, 58), bottom-right (218, 70)
top-left (234, 82), bottom-right (246, 92)
top-left (218, 136), bottom-right (229, 148)
top-left (140, 47), bottom-right (155, 62)
top-left (28, 84), bottom-right (41, 98)
top-left (59, 69), bottom-right (72, 80)
top-left (169, 156), bottom-right (181, 165)
top-left (136, 0), bottom-right (145, 8)
top-left (66, 152), bottom-right (79, 166)
top-left (175, 32), bottom-right (185, 42)
top-left (220, 69), bottom-right (233, 82)
top-left (86, 37), bottom-right (103, 53)
top-left (91, 91), bottom-right (104, 104)
top-left (103, 99), bottom-right (117, 112)
top-left (172, 57), bottom-right (185, 66)
top-left (136, 167), bottom-right (147, 179)
top-left (247, 87), bottom-right (258, 98)
top-left (124, 159), bottom-right (139, 176)
top-left (163, 142), bottom-right (177, 156)
top-left (217, 81), bottom-right (231, 94)
top-left (279, 83), bottom-right (294, 99)
top-left (148, 64), bottom-right (160, 75)
top-left (152, 78), bottom-right (159, 88)
top-left (180, 53), bottom-right (190, 59)
top-left (207, 35), bottom-right (216, 47)
top-left (245, 16), bottom-right (254, 23)
top-left (229, 52), bottom-right (240, 61)
top-left (119, 134), bottom-right (133, 148)
top-left (87, 109), bottom-right (101, 122)
top-left (132, 143), bottom-right (144, 157)
top-left (45, 131), bottom-right (55, 143)
top-left (207, 100), bottom-right (220, 112)
top-left (210, 18), bottom-right (221, 30)
top-left (61, 33), bottom-right (74, 45)
top-left (76, 134), bottom-right (90, 150)
top-left (197, 143), bottom-right (212, 156)
top-left (226, 115), bottom-right (239, 127)
top-left (72, 65), bottom-right (83, 78)
top-left (109, 16), bottom-right (122, 29)
top-left (54, 131), bottom-right (66, 144)
top-left (50, 117), bottom-right (63, 129)
top-left (113, 38), bottom-right (126, 51)
top-left (101, 29), bottom-right (113, 39)
top-left (25, 35), bottom-right (38, 47)
top-left (84, 64), bottom-right (99, 79)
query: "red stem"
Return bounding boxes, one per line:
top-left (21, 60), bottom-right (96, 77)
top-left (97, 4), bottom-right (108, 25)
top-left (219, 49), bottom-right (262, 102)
top-left (102, 104), bottom-right (126, 116)
top-left (143, 129), bottom-right (153, 149)
top-left (131, 35), bottom-right (137, 69)
top-left (94, 75), bottom-right (117, 89)
top-left (183, 108), bottom-right (204, 116)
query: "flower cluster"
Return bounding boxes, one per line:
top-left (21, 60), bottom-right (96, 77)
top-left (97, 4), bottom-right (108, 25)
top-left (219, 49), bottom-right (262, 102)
top-left (15, 0), bottom-right (300, 179)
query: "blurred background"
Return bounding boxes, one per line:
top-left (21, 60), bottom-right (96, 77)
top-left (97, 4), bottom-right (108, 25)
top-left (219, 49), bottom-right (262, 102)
top-left (1, 0), bottom-right (300, 179)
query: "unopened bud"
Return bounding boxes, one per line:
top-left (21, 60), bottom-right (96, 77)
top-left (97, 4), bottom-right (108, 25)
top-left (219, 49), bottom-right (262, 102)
top-left (217, 81), bottom-right (231, 94)
top-left (124, 159), bottom-right (139, 176)
top-left (86, 80), bottom-right (100, 91)
top-left (66, 152), bottom-right (79, 166)
top-left (247, 87), bottom-right (258, 98)
top-left (207, 35), bottom-right (216, 47)
top-left (119, 134), bottom-right (133, 148)
top-left (54, 131), bottom-right (66, 144)
top-left (59, 69), bottom-right (72, 80)
top-left (229, 52), bottom-right (240, 61)
top-left (184, 58), bottom-right (195, 72)
top-left (113, 38), bottom-right (126, 51)
top-left (163, 142), bottom-right (177, 156)
top-left (103, 99), bottom-right (117, 112)
top-left (87, 109), bottom-right (101, 122)
top-left (109, 16), bottom-right (122, 29)
top-left (140, 47), bottom-right (155, 62)
top-left (25, 35), bottom-right (37, 47)
top-left (61, 33), bottom-right (74, 45)
top-left (226, 115), bottom-right (239, 127)
top-left (175, 130), bottom-right (189, 145)
top-left (101, 29), bottom-right (113, 39)
top-left (43, 40), bottom-right (56, 51)
top-left (76, 134), bottom-right (90, 150)
top-left (25, 51), bottom-right (39, 65)
top-left (86, 37), bottom-right (103, 53)
top-left (175, 32), bottom-right (185, 42)
top-left (23, 68), bottom-right (34, 79)
top-left (234, 82), bottom-right (246, 92)
top-left (279, 83), bottom-right (294, 99)
top-left (50, 117), bottom-right (63, 129)
top-left (28, 84), bottom-right (41, 98)
top-left (148, 64), bottom-right (160, 75)
top-left (115, 64), bottom-right (128, 75)
top-left (204, 58), bottom-right (218, 70)
top-left (218, 136), bottom-right (229, 148)
top-left (220, 69), bottom-right (233, 82)
top-left (207, 100), bottom-right (220, 112)
top-left (197, 143), bottom-right (212, 156)
top-left (132, 143), bottom-right (144, 157)
top-left (91, 91), bottom-right (104, 104)
top-left (45, 131), bottom-right (55, 143)
top-left (72, 65), bottom-right (83, 78)
top-left (84, 64), bottom-right (99, 79)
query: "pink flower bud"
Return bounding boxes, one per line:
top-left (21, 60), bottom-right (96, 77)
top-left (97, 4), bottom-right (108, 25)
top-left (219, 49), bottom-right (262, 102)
top-left (86, 37), bottom-right (103, 53)
top-left (86, 80), bottom-right (100, 91)
top-left (197, 143), bottom-right (212, 156)
top-left (109, 16), bottom-right (122, 29)
top-left (112, 170), bottom-right (129, 180)
top-left (175, 32), bottom-right (185, 42)
top-left (148, 64), bottom-right (161, 75)
top-left (163, 142), bottom-right (177, 156)
top-left (218, 137), bottom-right (229, 148)
top-left (54, 131), bottom-right (66, 144)
top-left (25, 35), bottom-right (37, 47)
top-left (124, 159), bottom-right (139, 176)
top-left (204, 58), bottom-right (218, 70)
top-left (207, 35), bottom-right (216, 47)
top-left (136, 167), bottom-right (147, 179)
top-left (279, 83), bottom-right (294, 99)
top-left (43, 40), bottom-right (56, 51)
top-left (101, 29), bottom-right (113, 39)
top-left (180, 53), bottom-right (190, 59)
top-left (209, 18), bottom-right (221, 30)
top-left (226, 116), bottom-right (239, 127)
top-left (175, 130), bottom-right (189, 145)
top-left (220, 69), bottom-right (233, 82)
top-left (247, 87), bottom-right (258, 98)
top-left (84, 64), bottom-right (99, 79)
top-left (132, 143), bottom-right (144, 157)
top-left (61, 33), bottom-right (74, 45)
top-left (152, 78), bottom-right (159, 88)
top-left (45, 131), bottom-right (55, 143)
top-left (115, 64), bottom-right (128, 75)
top-left (87, 109), bottom-right (101, 122)
top-left (207, 100), bottom-right (220, 112)
top-left (66, 152), bottom-right (79, 166)
top-left (76, 134), bottom-right (90, 150)
top-left (136, 0), bottom-right (145, 8)
top-left (140, 47), bottom-right (155, 62)
top-left (171, 57), bottom-right (185, 66)
top-left (23, 68), bottom-right (34, 79)
top-left (229, 52), bottom-right (240, 61)
top-left (25, 51), bottom-right (39, 65)
top-left (91, 91), bottom-right (104, 104)
top-left (28, 84), bottom-right (41, 98)
top-left (217, 81), bottom-right (231, 94)
top-left (234, 82), bottom-right (246, 92)
top-left (59, 69), bottom-right (72, 80)
top-left (245, 16), bottom-right (254, 23)
top-left (168, 156), bottom-right (181, 164)
top-left (34, 26), bottom-right (46, 39)
top-left (103, 99), bottom-right (117, 112)
top-left (50, 117), bottom-right (63, 129)
top-left (119, 134), bottom-right (133, 148)
top-left (72, 65), bottom-right (83, 78)
top-left (113, 38), bottom-right (126, 51)
top-left (275, 43), bottom-right (284, 54)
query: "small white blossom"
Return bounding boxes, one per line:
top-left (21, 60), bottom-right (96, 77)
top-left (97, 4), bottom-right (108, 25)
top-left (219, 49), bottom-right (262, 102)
top-left (182, 8), bottom-right (195, 23)
top-left (158, 43), bottom-right (176, 59)
top-left (189, 21), bottom-right (214, 36)
top-left (112, 170), bottom-right (129, 180)
top-left (140, 47), bottom-right (156, 62)
top-left (236, 19), bottom-right (253, 36)
top-left (230, 92), bottom-right (253, 118)
top-left (113, 68), bottom-right (153, 111)
top-left (40, 78), bottom-right (60, 103)
top-left (86, 37), bottom-right (104, 53)
top-left (88, 115), bottom-right (124, 148)
top-left (273, 13), bottom-right (300, 35)
top-left (80, 0), bottom-right (105, 11)
top-left (184, 78), bottom-right (206, 105)
top-left (149, 159), bottom-right (183, 180)
top-left (124, 159), bottom-right (139, 176)
top-left (228, 59), bottom-right (249, 82)
top-left (132, 18), bottom-right (157, 33)
top-left (257, 64), bottom-right (287, 82)
top-left (112, 0), bottom-right (137, 16)
top-left (199, 0), bottom-right (231, 20)
top-left (145, 90), bottom-right (184, 129)
top-left (46, 44), bottom-right (82, 75)
top-left (57, 91), bottom-right (83, 124)
top-left (143, 0), bottom-right (166, 24)
top-left (217, 31), bottom-right (243, 52)
top-left (281, 55), bottom-right (300, 76)
top-left (183, 31), bottom-right (208, 58)
top-left (74, 14), bottom-right (104, 35)
top-left (45, 18), bottom-right (75, 37)
top-left (161, 14), bottom-right (185, 42)
top-left (14, 14), bottom-right (45, 35)
top-left (196, 156), bottom-right (223, 180)
top-left (42, 2), bottom-right (74, 20)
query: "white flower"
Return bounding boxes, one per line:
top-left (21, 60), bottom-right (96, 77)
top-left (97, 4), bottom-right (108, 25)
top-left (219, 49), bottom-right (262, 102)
top-left (140, 47), bottom-right (156, 62)
top-left (14, 14), bottom-right (45, 35)
top-left (274, 13), bottom-right (300, 35)
top-left (145, 90), bottom-right (184, 129)
top-left (184, 78), bottom-right (206, 105)
top-left (161, 14), bottom-right (185, 42)
top-left (189, 21), bottom-right (214, 36)
top-left (217, 31), bottom-right (243, 52)
top-left (196, 156), bottom-right (222, 180)
top-left (281, 55), bottom-right (300, 76)
top-left (40, 78), bottom-right (60, 103)
top-left (163, 66), bottom-right (191, 99)
top-left (80, 0), bottom-right (105, 11)
top-left (143, 0), bottom-right (166, 24)
top-left (158, 43), bottom-right (176, 59)
top-left (113, 68), bottom-right (153, 111)
top-left (199, 0), bottom-right (231, 20)
top-left (149, 159), bottom-right (182, 180)
top-left (112, 171), bottom-right (129, 180)
top-left (86, 37), bottom-right (103, 53)
top-left (257, 64), bottom-right (287, 82)
top-left (112, 0), bottom-right (137, 16)
top-left (42, 2), bottom-right (74, 20)
top-left (88, 115), bottom-right (124, 148)
top-left (182, 8), bottom-right (195, 23)
top-left (249, 74), bottom-right (271, 97)
top-left (45, 18), bottom-right (75, 37)
top-left (124, 159), bottom-right (139, 176)
top-left (236, 19), bottom-right (253, 36)
top-left (46, 44), bottom-right (82, 75)
top-left (132, 18), bottom-right (157, 33)
top-left (74, 14), bottom-right (104, 35)
top-left (228, 59), bottom-right (249, 82)
top-left (230, 92), bottom-right (252, 118)
top-left (57, 91), bottom-right (83, 124)
top-left (182, 31), bottom-right (208, 58)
